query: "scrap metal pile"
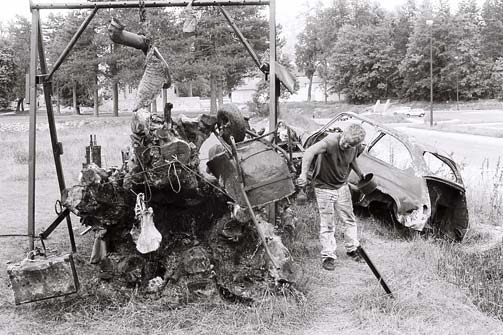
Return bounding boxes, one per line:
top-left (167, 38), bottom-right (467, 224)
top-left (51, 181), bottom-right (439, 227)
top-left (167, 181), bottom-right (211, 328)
top-left (61, 22), bottom-right (303, 304)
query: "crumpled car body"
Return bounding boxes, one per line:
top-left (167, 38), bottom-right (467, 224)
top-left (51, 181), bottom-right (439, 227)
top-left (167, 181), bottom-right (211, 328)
top-left (304, 112), bottom-right (469, 241)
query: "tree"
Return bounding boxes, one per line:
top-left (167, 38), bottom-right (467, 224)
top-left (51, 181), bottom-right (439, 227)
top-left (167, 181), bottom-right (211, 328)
top-left (169, 6), bottom-right (269, 114)
top-left (481, 0), bottom-right (503, 62)
top-left (6, 15), bottom-right (30, 112)
top-left (327, 23), bottom-right (400, 103)
top-left (0, 46), bottom-right (17, 108)
top-left (295, 8), bottom-right (323, 102)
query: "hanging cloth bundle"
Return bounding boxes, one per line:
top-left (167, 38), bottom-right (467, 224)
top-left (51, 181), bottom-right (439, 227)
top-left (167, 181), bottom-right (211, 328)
top-left (182, 0), bottom-right (197, 33)
top-left (131, 193), bottom-right (162, 254)
top-left (133, 46), bottom-right (172, 112)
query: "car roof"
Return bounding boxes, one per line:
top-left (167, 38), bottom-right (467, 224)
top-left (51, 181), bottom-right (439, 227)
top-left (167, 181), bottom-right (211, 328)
top-left (323, 112), bottom-right (455, 160)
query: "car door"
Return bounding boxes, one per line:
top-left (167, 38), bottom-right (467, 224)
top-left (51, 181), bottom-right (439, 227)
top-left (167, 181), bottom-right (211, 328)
top-left (353, 131), bottom-right (427, 214)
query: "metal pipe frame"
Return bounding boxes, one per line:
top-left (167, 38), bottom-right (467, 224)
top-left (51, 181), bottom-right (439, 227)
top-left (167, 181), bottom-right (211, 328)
top-left (28, 9), bottom-right (40, 251)
top-left (38, 20), bottom-right (77, 252)
top-left (46, 7), bottom-right (98, 82)
top-left (27, 0), bottom-right (278, 251)
top-left (268, 0), bottom-right (277, 225)
top-left (31, 1), bottom-right (270, 10)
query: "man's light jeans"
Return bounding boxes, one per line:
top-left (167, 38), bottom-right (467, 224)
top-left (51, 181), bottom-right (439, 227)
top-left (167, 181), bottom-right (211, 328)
top-left (315, 185), bottom-right (359, 260)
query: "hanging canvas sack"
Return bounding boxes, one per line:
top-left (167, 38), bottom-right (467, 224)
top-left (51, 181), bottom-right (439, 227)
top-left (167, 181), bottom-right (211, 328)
top-left (183, 0), bottom-right (197, 33)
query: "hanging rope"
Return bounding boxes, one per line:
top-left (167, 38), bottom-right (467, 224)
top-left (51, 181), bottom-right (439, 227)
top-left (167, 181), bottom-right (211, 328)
top-left (167, 157), bottom-right (182, 193)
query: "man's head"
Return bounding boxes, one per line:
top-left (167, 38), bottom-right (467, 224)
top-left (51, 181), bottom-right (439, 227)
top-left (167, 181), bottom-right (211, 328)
top-left (340, 124), bottom-right (366, 150)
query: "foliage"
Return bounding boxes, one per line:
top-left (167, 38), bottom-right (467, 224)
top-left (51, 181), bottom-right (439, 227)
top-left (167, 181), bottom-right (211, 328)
top-left (251, 54), bottom-right (299, 116)
top-left (294, 7), bottom-right (323, 101)
top-left (0, 46), bottom-right (17, 108)
top-left (328, 24), bottom-right (400, 103)
top-left (5, 15), bottom-right (30, 104)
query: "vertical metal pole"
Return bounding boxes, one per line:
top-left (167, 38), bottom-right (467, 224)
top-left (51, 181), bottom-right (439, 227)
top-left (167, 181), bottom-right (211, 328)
top-left (456, 70), bottom-right (459, 111)
top-left (268, 0), bottom-right (277, 133)
top-left (38, 22), bottom-right (77, 252)
top-left (429, 26), bottom-right (433, 127)
top-left (268, 0), bottom-right (277, 225)
top-left (28, 10), bottom-right (40, 251)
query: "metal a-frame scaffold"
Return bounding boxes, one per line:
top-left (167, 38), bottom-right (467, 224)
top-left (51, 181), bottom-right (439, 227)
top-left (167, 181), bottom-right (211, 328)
top-left (27, 0), bottom-right (284, 252)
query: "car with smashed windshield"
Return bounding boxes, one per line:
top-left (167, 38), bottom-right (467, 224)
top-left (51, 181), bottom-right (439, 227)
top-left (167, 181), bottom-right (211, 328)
top-left (302, 112), bottom-right (469, 241)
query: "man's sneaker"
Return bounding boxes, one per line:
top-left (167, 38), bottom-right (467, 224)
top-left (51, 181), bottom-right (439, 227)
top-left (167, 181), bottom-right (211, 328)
top-left (322, 257), bottom-right (336, 271)
top-left (347, 250), bottom-right (365, 263)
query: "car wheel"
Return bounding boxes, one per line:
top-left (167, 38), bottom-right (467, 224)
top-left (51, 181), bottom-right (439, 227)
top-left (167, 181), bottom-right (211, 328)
top-left (406, 114), bottom-right (411, 117)
top-left (217, 104), bottom-right (248, 144)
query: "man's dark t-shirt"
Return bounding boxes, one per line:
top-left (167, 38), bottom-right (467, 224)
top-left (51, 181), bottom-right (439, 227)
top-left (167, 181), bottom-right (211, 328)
top-left (312, 133), bottom-right (358, 190)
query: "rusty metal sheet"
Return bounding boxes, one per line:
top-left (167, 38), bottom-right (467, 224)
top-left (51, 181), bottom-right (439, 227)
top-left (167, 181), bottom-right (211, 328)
top-left (207, 141), bottom-right (295, 208)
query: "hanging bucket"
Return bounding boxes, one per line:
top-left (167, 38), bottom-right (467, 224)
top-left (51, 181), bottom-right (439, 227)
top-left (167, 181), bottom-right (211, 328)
top-left (207, 140), bottom-right (295, 208)
top-left (357, 173), bottom-right (377, 195)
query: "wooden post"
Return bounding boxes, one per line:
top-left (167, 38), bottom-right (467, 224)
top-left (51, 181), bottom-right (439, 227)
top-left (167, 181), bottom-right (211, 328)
top-left (28, 10), bottom-right (40, 251)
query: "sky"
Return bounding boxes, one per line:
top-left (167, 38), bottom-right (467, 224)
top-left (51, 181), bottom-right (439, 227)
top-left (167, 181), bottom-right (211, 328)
top-left (0, 0), bottom-right (479, 55)
top-left (0, 0), bottom-right (431, 24)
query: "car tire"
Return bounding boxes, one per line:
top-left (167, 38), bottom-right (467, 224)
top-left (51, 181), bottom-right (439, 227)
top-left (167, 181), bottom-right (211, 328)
top-left (217, 104), bottom-right (248, 144)
top-left (406, 114), bottom-right (410, 117)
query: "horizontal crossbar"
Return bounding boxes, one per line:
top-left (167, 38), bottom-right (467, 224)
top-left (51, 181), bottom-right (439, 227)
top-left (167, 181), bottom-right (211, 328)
top-left (31, 0), bottom-right (270, 10)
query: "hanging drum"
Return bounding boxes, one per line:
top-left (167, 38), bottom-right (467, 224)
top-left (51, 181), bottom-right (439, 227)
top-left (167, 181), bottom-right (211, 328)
top-left (207, 140), bottom-right (295, 208)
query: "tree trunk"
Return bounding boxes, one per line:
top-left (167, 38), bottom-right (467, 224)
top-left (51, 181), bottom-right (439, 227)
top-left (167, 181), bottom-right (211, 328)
top-left (188, 81), bottom-right (193, 97)
top-left (307, 74), bottom-right (313, 102)
top-left (73, 81), bottom-right (80, 115)
top-left (16, 98), bottom-right (24, 113)
top-left (61, 111), bottom-right (298, 304)
top-left (217, 76), bottom-right (224, 108)
top-left (94, 87), bottom-right (99, 117)
top-left (210, 74), bottom-right (217, 115)
top-left (55, 81), bottom-right (60, 114)
top-left (110, 44), bottom-right (119, 117)
top-left (323, 76), bottom-right (328, 103)
top-left (112, 80), bottom-right (119, 117)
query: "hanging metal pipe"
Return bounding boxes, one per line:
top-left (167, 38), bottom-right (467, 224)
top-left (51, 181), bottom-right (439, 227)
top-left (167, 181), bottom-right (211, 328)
top-left (31, 1), bottom-right (270, 10)
top-left (108, 18), bottom-right (149, 53)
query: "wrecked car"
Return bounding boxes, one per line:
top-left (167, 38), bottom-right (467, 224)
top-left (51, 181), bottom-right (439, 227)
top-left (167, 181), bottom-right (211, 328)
top-left (303, 112), bottom-right (469, 241)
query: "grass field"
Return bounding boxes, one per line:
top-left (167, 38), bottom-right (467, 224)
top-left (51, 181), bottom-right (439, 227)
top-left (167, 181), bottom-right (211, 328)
top-left (1, 103), bottom-right (503, 334)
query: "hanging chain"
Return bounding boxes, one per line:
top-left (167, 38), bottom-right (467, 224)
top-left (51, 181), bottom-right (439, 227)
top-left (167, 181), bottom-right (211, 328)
top-left (138, 0), bottom-right (146, 23)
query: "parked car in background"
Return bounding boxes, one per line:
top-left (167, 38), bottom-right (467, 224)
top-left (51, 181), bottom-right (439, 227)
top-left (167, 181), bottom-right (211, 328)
top-left (303, 112), bottom-right (469, 241)
top-left (393, 107), bottom-right (425, 117)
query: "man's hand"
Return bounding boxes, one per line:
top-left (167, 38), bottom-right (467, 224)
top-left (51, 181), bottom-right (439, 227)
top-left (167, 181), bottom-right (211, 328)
top-left (297, 175), bottom-right (308, 187)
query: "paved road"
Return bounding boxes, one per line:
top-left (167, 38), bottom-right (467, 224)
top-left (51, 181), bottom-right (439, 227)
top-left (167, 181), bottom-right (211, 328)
top-left (392, 126), bottom-right (503, 174)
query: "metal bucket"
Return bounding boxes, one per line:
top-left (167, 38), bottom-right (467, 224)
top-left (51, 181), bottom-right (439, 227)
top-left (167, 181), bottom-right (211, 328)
top-left (357, 173), bottom-right (377, 195)
top-left (207, 140), bottom-right (295, 208)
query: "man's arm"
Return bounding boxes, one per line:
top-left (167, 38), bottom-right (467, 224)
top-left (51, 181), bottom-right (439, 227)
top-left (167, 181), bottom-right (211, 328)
top-left (298, 140), bottom-right (328, 186)
top-left (350, 159), bottom-right (364, 180)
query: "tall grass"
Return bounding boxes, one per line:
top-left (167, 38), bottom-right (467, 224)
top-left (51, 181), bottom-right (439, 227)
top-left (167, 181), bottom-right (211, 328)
top-left (438, 244), bottom-right (503, 321)
top-left (436, 155), bottom-right (503, 321)
top-left (464, 156), bottom-right (503, 225)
